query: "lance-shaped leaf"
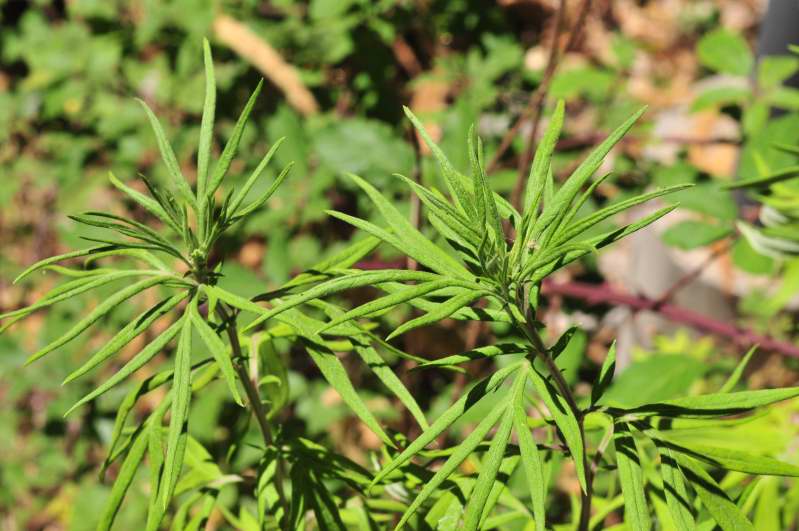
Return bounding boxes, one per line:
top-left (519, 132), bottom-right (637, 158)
top-left (225, 137), bottom-right (285, 215)
top-left (554, 184), bottom-right (693, 245)
top-left (622, 386), bottom-right (799, 415)
top-left (655, 443), bottom-right (696, 531)
top-left (97, 428), bottom-right (148, 531)
top-left (386, 289), bottom-right (490, 340)
top-left (591, 341), bottom-right (616, 406)
top-left (26, 275), bottom-right (169, 365)
top-left (108, 173), bottom-right (181, 233)
top-left (650, 431), bottom-right (799, 477)
top-left (395, 173), bottom-right (480, 246)
top-left (512, 366), bottom-right (546, 531)
top-left (403, 106), bottom-right (475, 219)
top-left (63, 293), bottom-right (186, 384)
top-left (468, 127), bottom-right (504, 255)
top-left (345, 172), bottom-right (471, 278)
top-left (719, 345), bottom-right (757, 393)
top-left (527, 205), bottom-right (679, 285)
top-left (283, 236), bottom-right (380, 289)
top-left (353, 343), bottom-right (428, 430)
top-left (65, 317), bottom-right (184, 416)
top-left (196, 38), bottom-right (216, 199)
top-left (243, 269), bottom-right (441, 331)
top-left (318, 278), bottom-right (463, 333)
top-left (208, 79), bottom-right (264, 196)
top-left (522, 99), bottom-right (565, 227)
top-left (188, 293), bottom-right (243, 406)
top-left (161, 317), bottom-right (193, 509)
top-left (723, 166), bottom-right (799, 189)
top-left (527, 366), bottom-right (587, 492)
top-left (676, 456), bottom-right (754, 531)
top-left (395, 404), bottom-right (508, 529)
top-left (418, 343), bottom-right (528, 368)
top-left (2, 270), bottom-right (161, 327)
top-left (529, 107), bottom-right (646, 243)
top-left (136, 98), bottom-right (196, 207)
top-left (614, 421), bottom-right (652, 530)
top-left (463, 401), bottom-right (514, 530)
top-left (371, 362), bottom-right (522, 486)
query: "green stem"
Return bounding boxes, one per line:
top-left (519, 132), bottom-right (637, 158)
top-left (216, 304), bottom-right (290, 522)
top-left (506, 298), bottom-right (593, 531)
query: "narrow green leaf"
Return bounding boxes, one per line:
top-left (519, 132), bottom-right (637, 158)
top-left (63, 293), bottom-right (186, 384)
top-left (395, 173), bottom-right (480, 246)
top-left (283, 236), bottom-right (380, 289)
top-left (208, 80), bottom-right (264, 196)
top-left (625, 386), bottom-right (799, 416)
top-left (161, 317), bottom-right (193, 509)
top-left (386, 290), bottom-right (489, 340)
top-left (243, 269), bottom-right (441, 331)
top-left (655, 443), bottom-right (696, 531)
top-left (676, 456), bottom-right (754, 531)
top-left (318, 279), bottom-right (459, 332)
top-left (26, 275), bottom-right (169, 365)
top-left (523, 99), bottom-right (565, 223)
top-left (345, 172), bottom-right (471, 278)
top-left (527, 366), bottom-right (586, 492)
top-left (530, 107), bottom-right (646, 242)
top-left (724, 166), bottom-right (799, 190)
top-left (403, 106), bottom-right (475, 218)
top-left (136, 98), bottom-right (196, 207)
top-left (463, 403), bottom-right (514, 530)
top-left (652, 431), bottom-right (799, 477)
top-left (353, 343), bottom-right (429, 430)
top-left (395, 404), bottom-right (508, 529)
top-left (614, 421), bottom-right (652, 530)
top-left (189, 293), bottom-right (243, 406)
top-left (227, 138), bottom-right (286, 216)
top-left (512, 367), bottom-right (546, 531)
top-left (371, 363), bottom-right (522, 486)
top-left (13, 245), bottom-right (120, 284)
top-left (229, 161), bottom-right (294, 220)
top-left (64, 317), bottom-right (183, 417)
top-left (196, 38), bottom-right (216, 199)
top-left (97, 429), bottom-right (148, 531)
top-left (555, 184), bottom-right (693, 245)
top-left (108, 173), bottom-right (181, 233)
top-left (418, 343), bottom-right (528, 368)
top-left (719, 346), bottom-right (757, 393)
top-left (527, 205), bottom-right (680, 285)
top-left (591, 341), bottom-right (616, 405)
top-left (305, 337), bottom-right (393, 446)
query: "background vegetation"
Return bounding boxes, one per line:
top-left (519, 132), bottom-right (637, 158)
top-left (2, 0), bottom-right (799, 529)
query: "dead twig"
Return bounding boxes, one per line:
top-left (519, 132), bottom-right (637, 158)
top-left (213, 14), bottom-right (319, 116)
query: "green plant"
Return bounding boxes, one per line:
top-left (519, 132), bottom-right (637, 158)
top-left (5, 40), bottom-right (799, 531)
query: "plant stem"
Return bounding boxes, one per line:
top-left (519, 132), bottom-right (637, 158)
top-left (508, 300), bottom-right (593, 530)
top-left (216, 304), bottom-right (290, 521)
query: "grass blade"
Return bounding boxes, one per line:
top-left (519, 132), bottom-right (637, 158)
top-left (719, 345), bottom-right (757, 393)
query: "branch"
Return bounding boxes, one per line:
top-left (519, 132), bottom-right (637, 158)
top-left (541, 279), bottom-right (799, 358)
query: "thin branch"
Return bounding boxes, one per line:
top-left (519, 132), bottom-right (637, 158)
top-left (541, 278), bottom-right (799, 358)
top-left (216, 304), bottom-right (290, 519)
